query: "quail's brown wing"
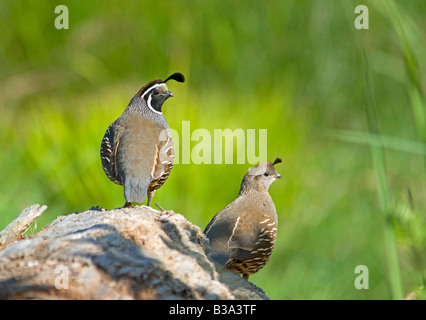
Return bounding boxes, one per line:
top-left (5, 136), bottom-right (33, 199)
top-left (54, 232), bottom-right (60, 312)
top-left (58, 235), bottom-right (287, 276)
top-left (226, 215), bottom-right (258, 254)
top-left (204, 200), bottom-right (255, 267)
top-left (100, 120), bottom-right (125, 185)
top-left (148, 128), bottom-right (174, 192)
top-left (226, 208), bottom-right (276, 260)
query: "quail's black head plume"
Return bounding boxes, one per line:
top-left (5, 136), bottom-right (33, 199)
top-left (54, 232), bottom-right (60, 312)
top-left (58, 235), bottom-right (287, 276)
top-left (204, 158), bottom-right (282, 280)
top-left (164, 72), bottom-right (185, 83)
top-left (100, 72), bottom-right (185, 208)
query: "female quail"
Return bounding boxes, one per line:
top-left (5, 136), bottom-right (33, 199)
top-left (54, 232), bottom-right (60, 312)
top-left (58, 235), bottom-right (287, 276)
top-left (100, 73), bottom-right (185, 207)
top-left (204, 158), bottom-right (282, 280)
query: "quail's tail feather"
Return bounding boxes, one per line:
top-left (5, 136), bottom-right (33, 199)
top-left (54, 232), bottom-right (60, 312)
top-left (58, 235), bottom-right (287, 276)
top-left (124, 176), bottom-right (149, 204)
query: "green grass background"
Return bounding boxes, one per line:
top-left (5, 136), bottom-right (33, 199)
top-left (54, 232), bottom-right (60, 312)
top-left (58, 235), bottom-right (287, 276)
top-left (1, 0), bottom-right (425, 299)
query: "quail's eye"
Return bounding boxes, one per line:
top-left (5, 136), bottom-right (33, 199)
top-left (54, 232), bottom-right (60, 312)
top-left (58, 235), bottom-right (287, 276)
top-left (153, 89), bottom-right (160, 95)
top-left (263, 172), bottom-right (269, 177)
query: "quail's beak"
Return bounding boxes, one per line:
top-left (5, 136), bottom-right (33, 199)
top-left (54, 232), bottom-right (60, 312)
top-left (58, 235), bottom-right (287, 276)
top-left (275, 173), bottom-right (282, 179)
top-left (166, 91), bottom-right (174, 98)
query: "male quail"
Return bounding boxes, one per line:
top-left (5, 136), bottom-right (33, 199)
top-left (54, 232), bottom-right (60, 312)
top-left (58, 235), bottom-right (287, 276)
top-left (100, 72), bottom-right (185, 207)
top-left (204, 158), bottom-right (282, 280)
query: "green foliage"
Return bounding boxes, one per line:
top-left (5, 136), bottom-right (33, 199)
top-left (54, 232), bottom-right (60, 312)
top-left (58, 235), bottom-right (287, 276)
top-left (1, 0), bottom-right (425, 299)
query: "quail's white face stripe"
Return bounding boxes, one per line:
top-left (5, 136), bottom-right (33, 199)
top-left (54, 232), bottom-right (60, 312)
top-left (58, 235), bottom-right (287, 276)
top-left (141, 83), bottom-right (164, 115)
top-left (141, 83), bottom-right (163, 99)
top-left (147, 94), bottom-right (162, 115)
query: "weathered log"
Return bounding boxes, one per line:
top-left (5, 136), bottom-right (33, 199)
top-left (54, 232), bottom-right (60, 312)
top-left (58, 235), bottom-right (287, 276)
top-left (0, 205), bottom-right (268, 300)
top-left (0, 204), bottom-right (47, 248)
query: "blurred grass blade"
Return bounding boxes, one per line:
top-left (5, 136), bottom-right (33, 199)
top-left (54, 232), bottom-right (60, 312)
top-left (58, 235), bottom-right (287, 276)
top-left (385, 0), bottom-right (426, 168)
top-left (331, 130), bottom-right (426, 156)
top-left (363, 50), bottom-right (403, 300)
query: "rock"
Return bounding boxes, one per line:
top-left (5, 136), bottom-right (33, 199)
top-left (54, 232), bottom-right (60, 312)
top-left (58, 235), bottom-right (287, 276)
top-left (0, 205), bottom-right (268, 300)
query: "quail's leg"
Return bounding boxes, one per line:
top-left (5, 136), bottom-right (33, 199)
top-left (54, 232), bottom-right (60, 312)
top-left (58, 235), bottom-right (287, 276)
top-left (243, 274), bottom-right (249, 281)
top-left (146, 190), bottom-right (155, 207)
top-left (123, 201), bottom-right (134, 208)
